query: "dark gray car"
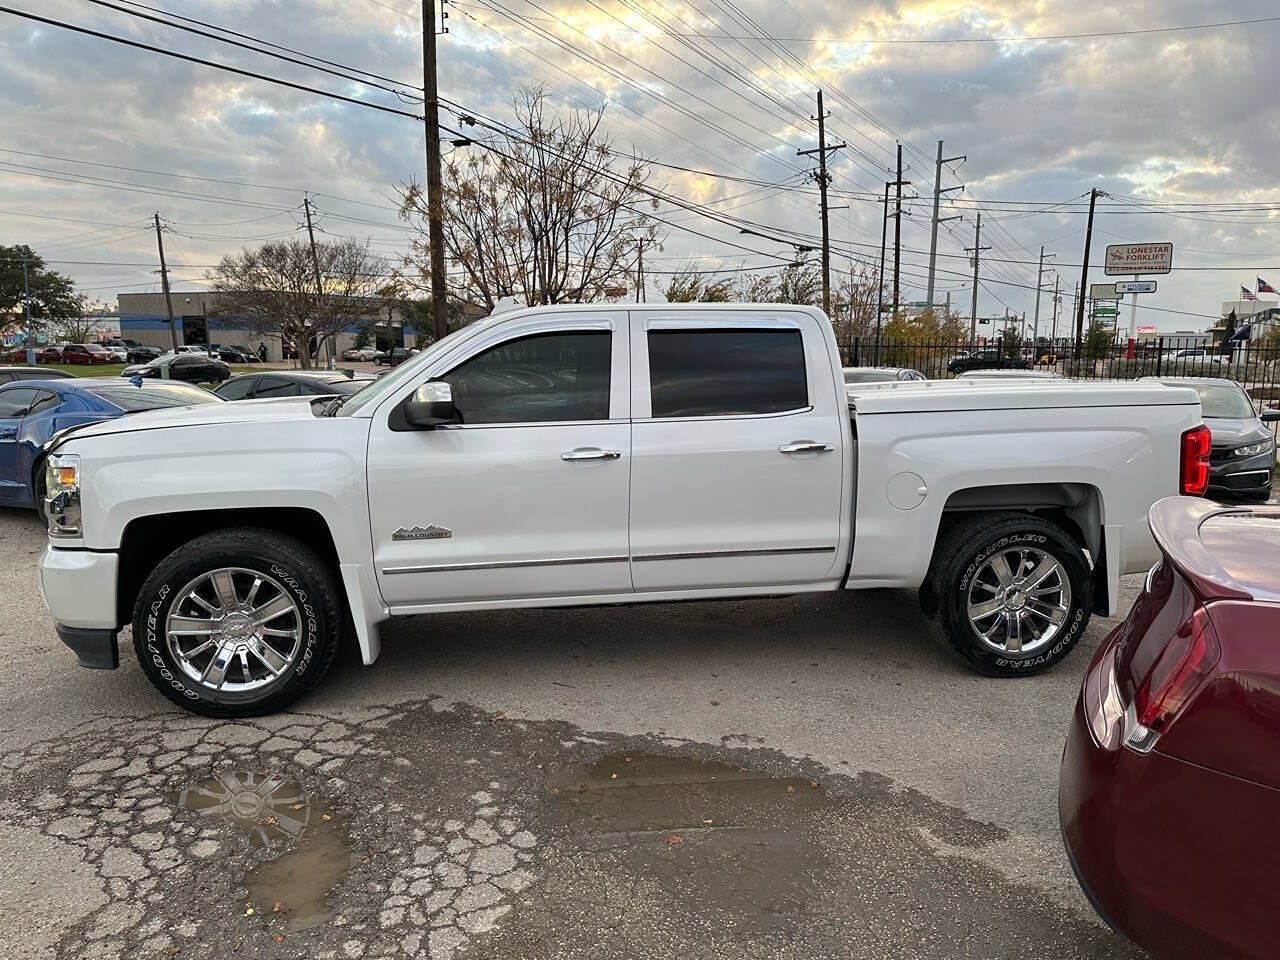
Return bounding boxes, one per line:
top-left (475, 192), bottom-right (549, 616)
top-left (1149, 377), bottom-right (1279, 502)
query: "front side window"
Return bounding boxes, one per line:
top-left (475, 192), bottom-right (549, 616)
top-left (647, 328), bottom-right (807, 418)
top-left (254, 377), bottom-right (303, 398)
top-left (441, 331), bottom-right (611, 425)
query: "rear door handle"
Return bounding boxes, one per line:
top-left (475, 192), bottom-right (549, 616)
top-left (0, 428), bottom-right (15, 441)
top-left (779, 441), bottom-right (833, 454)
top-left (562, 447), bottom-right (622, 461)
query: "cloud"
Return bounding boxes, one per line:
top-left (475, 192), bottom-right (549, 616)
top-left (0, 0), bottom-right (1275, 328)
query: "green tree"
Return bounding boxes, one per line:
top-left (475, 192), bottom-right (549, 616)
top-left (1083, 318), bottom-right (1113, 361)
top-left (662, 265), bottom-right (733, 303)
top-left (775, 263), bottom-right (821, 305)
top-left (0, 245), bottom-right (81, 340)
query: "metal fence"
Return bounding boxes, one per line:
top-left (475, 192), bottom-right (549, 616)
top-left (841, 336), bottom-right (1280, 438)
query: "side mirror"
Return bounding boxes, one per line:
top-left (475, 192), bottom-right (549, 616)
top-left (1261, 409), bottom-right (1280, 423)
top-left (400, 381), bottom-right (458, 429)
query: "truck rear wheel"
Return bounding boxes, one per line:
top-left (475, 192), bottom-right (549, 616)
top-left (931, 513), bottom-right (1092, 676)
top-left (131, 528), bottom-right (342, 717)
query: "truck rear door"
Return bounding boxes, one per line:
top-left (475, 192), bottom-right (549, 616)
top-left (627, 309), bottom-right (846, 591)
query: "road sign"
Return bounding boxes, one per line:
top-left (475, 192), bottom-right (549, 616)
top-left (1090, 283), bottom-right (1120, 300)
top-left (1094, 306), bottom-right (1119, 316)
top-left (1104, 242), bottom-right (1173, 276)
top-left (1115, 280), bottom-right (1157, 294)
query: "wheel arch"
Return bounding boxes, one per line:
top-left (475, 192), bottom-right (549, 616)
top-left (116, 507), bottom-right (343, 629)
top-left (923, 482), bottom-right (1107, 616)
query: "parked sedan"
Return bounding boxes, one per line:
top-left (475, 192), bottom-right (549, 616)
top-left (214, 370), bottom-right (376, 401)
top-left (1060, 496), bottom-right (1280, 960)
top-left (842, 366), bottom-right (925, 384)
top-left (1147, 377), bottom-right (1278, 502)
top-left (215, 345), bottom-right (260, 364)
top-left (61, 343), bottom-right (115, 365)
top-left (0, 366), bottom-right (75, 385)
top-left (122, 352), bottom-right (231, 384)
top-left (0, 378), bottom-right (221, 512)
top-left (37, 345), bottom-right (65, 363)
top-left (341, 346), bottom-right (379, 362)
top-left (376, 346), bottom-right (411, 367)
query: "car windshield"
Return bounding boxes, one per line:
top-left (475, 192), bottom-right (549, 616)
top-left (844, 369), bottom-right (897, 383)
top-left (339, 325), bottom-right (474, 416)
top-left (320, 378), bottom-right (368, 396)
top-left (85, 383), bottom-right (222, 410)
top-left (1177, 382), bottom-right (1256, 419)
top-left (84, 344), bottom-right (108, 352)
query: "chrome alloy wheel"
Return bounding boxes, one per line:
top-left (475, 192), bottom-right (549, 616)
top-left (165, 567), bottom-right (302, 693)
top-left (966, 547), bottom-right (1072, 655)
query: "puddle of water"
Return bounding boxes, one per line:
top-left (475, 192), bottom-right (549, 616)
top-left (175, 771), bottom-right (353, 931)
top-left (548, 753), bottom-right (829, 929)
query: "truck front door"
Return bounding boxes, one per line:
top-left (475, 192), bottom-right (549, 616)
top-left (367, 314), bottom-right (633, 606)
top-left (627, 311), bottom-right (847, 591)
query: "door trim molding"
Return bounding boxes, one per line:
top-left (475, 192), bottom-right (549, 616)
top-left (631, 545), bottom-right (836, 563)
top-left (382, 555), bottom-right (629, 575)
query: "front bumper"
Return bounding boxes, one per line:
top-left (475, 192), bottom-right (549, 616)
top-left (1208, 450), bottom-right (1275, 497)
top-left (38, 545), bottom-right (120, 669)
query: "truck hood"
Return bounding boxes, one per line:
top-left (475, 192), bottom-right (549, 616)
top-left (48, 397), bottom-right (319, 450)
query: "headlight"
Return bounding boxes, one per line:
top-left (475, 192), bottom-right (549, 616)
top-left (1234, 440), bottom-right (1273, 457)
top-left (45, 453), bottom-right (82, 537)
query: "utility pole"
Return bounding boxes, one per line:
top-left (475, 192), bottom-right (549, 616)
top-left (153, 213), bottom-right (179, 352)
top-left (21, 249), bottom-right (34, 366)
top-left (422, 0), bottom-right (449, 342)
top-left (874, 181), bottom-right (889, 364)
top-left (965, 213), bottom-right (990, 342)
top-left (1075, 187), bottom-right (1100, 349)
top-left (892, 143), bottom-right (903, 318)
top-left (302, 195), bottom-right (329, 368)
top-left (634, 236), bottom-right (650, 303)
top-left (1050, 274), bottom-right (1061, 344)
top-left (797, 90), bottom-right (845, 317)
top-left (1031, 246), bottom-right (1055, 345)
top-left (926, 140), bottom-right (965, 305)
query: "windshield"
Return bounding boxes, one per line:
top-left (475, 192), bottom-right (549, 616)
top-left (1167, 381), bottom-right (1255, 419)
top-left (85, 383), bottom-right (222, 410)
top-left (322, 378), bottom-right (369, 396)
top-left (339, 324), bottom-right (477, 416)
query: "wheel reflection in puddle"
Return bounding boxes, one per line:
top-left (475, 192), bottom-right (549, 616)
top-left (175, 770), bottom-right (352, 930)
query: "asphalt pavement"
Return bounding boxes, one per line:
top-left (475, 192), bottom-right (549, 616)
top-left (0, 505), bottom-right (1158, 960)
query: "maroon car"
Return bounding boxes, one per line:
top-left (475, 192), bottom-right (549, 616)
top-left (1060, 496), bottom-right (1280, 960)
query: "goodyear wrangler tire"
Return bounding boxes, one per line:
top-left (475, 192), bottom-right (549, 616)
top-left (131, 528), bottom-right (342, 717)
top-left (933, 513), bottom-right (1092, 677)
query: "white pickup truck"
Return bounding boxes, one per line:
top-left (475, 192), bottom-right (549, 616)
top-left (36, 304), bottom-right (1210, 717)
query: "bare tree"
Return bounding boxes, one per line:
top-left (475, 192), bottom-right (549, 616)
top-left (735, 271), bottom-right (778, 303)
top-left (399, 88), bottom-right (660, 312)
top-left (208, 239), bottom-right (393, 368)
top-left (51, 311), bottom-right (101, 345)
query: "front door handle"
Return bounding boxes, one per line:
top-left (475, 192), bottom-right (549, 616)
top-left (562, 447), bottom-right (622, 461)
top-left (779, 441), bottom-right (833, 454)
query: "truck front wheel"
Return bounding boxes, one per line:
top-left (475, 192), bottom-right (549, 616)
top-left (131, 528), bottom-right (343, 717)
top-left (930, 513), bottom-right (1092, 676)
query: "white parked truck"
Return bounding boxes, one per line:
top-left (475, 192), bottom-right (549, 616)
top-left (36, 304), bottom-right (1210, 716)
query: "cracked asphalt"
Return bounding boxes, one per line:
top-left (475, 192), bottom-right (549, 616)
top-left (0, 507), bottom-right (1147, 959)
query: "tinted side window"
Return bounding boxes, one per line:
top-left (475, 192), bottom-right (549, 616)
top-left (0, 388), bottom-right (39, 418)
top-left (647, 329), bottom-right (807, 418)
top-left (442, 331), bottom-right (611, 425)
top-left (217, 377), bottom-right (257, 400)
top-left (254, 377), bottom-right (303, 398)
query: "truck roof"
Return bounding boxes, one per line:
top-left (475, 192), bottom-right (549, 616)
top-left (847, 378), bottom-right (1202, 414)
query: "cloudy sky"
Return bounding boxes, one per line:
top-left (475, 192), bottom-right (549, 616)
top-left (3, 0), bottom-right (1279, 333)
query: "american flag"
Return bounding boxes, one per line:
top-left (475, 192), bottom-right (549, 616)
top-left (1241, 285), bottom-right (1257, 301)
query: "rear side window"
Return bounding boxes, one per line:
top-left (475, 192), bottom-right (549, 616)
top-left (254, 377), bottom-right (303, 398)
top-left (647, 328), bottom-right (808, 418)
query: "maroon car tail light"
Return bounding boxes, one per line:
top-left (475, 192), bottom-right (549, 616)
top-left (1179, 425), bottom-right (1212, 496)
top-left (1132, 607), bottom-right (1221, 737)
